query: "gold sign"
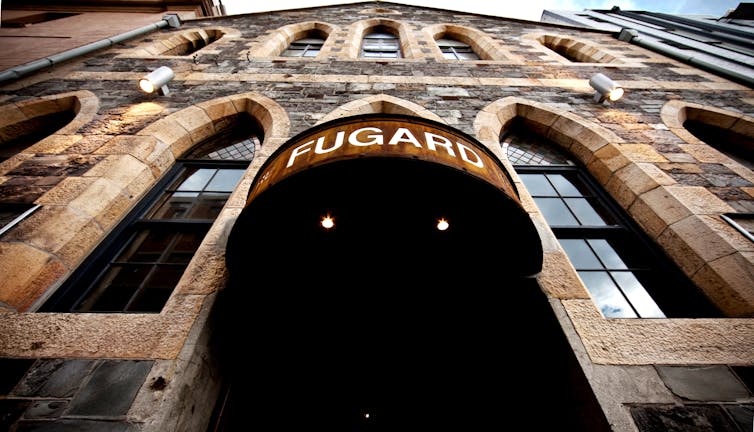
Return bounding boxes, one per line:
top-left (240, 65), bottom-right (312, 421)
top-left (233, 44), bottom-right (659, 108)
top-left (247, 115), bottom-right (519, 205)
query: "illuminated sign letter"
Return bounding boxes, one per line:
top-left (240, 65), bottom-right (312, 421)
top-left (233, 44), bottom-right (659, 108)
top-left (287, 140), bottom-right (314, 168)
top-left (457, 142), bottom-right (484, 168)
top-left (425, 132), bottom-right (456, 157)
top-left (349, 127), bottom-right (384, 146)
top-left (315, 131), bottom-right (345, 154)
top-left (388, 127), bottom-right (422, 148)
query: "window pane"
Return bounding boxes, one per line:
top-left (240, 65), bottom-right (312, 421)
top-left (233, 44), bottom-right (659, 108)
top-left (164, 231), bottom-right (206, 263)
top-left (588, 239), bottom-right (627, 269)
top-left (116, 231), bottom-right (171, 262)
top-left (565, 198), bottom-right (606, 226)
top-left (188, 193), bottom-right (230, 219)
top-left (177, 168), bottom-right (215, 191)
top-left (546, 174), bottom-right (581, 196)
top-left (77, 265), bottom-right (150, 312)
top-left (127, 266), bottom-right (185, 312)
top-left (149, 195), bottom-right (195, 219)
top-left (611, 272), bottom-right (666, 318)
top-left (534, 197), bottom-right (578, 225)
top-left (578, 271), bottom-right (637, 318)
top-left (442, 52), bottom-right (457, 60)
top-left (205, 138), bottom-right (257, 161)
top-left (206, 169), bottom-right (244, 192)
top-left (519, 174), bottom-right (557, 196)
top-left (303, 50), bottom-right (320, 57)
top-left (457, 52), bottom-right (480, 60)
top-left (559, 239), bottom-right (603, 269)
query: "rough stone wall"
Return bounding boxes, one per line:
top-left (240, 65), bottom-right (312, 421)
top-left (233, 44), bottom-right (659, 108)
top-left (0, 2), bottom-right (752, 431)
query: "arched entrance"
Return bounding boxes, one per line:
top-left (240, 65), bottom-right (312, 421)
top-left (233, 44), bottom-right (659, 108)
top-left (218, 115), bottom-right (605, 430)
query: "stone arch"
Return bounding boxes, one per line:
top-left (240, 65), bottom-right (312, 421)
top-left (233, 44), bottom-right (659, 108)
top-left (476, 97), bottom-right (754, 316)
top-left (317, 94), bottom-right (444, 125)
top-left (250, 21), bottom-right (338, 58)
top-left (345, 18), bottom-right (420, 59)
top-left (0, 90), bottom-right (98, 167)
top-left (423, 24), bottom-right (510, 61)
top-left (0, 93), bottom-right (289, 312)
top-left (524, 33), bottom-right (621, 64)
top-left (661, 100), bottom-right (754, 171)
top-left (475, 97), bottom-right (623, 178)
top-left (138, 26), bottom-right (240, 57)
top-left (138, 92), bottom-right (290, 166)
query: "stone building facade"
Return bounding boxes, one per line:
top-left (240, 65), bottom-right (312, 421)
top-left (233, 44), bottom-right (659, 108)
top-left (0, 2), bottom-right (752, 431)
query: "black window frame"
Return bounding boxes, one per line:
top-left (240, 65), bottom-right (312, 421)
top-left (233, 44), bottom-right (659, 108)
top-left (282, 37), bottom-right (326, 57)
top-left (41, 158), bottom-right (250, 313)
top-left (360, 30), bottom-right (402, 58)
top-left (513, 159), bottom-right (721, 318)
top-left (436, 37), bottom-right (480, 60)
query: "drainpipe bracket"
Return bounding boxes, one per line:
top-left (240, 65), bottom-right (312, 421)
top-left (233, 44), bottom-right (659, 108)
top-left (163, 14), bottom-right (182, 28)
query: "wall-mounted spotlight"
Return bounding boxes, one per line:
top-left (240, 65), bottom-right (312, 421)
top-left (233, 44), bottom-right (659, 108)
top-left (589, 73), bottom-right (624, 103)
top-left (138, 66), bottom-right (175, 95)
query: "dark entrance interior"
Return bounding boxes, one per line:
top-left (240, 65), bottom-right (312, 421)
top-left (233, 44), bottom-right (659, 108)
top-left (216, 158), bottom-right (609, 431)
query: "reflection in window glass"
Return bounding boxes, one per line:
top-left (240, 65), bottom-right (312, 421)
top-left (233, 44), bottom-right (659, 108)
top-left (578, 272), bottom-right (638, 318)
top-left (533, 197), bottom-right (579, 226)
top-left (564, 198), bottom-right (605, 226)
top-left (519, 174), bottom-right (557, 196)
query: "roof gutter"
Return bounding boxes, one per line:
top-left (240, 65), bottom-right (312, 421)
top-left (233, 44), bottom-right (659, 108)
top-left (0, 13), bottom-right (181, 85)
top-left (617, 28), bottom-right (754, 89)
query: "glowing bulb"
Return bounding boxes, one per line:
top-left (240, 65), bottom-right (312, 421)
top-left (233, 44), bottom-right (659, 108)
top-left (436, 218), bottom-right (449, 231)
top-left (321, 215), bottom-right (334, 229)
top-left (608, 87), bottom-right (624, 101)
top-left (364, 413), bottom-right (370, 419)
top-left (139, 79), bottom-right (156, 93)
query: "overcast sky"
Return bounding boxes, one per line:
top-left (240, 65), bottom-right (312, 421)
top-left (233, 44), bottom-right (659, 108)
top-left (220, 0), bottom-right (743, 21)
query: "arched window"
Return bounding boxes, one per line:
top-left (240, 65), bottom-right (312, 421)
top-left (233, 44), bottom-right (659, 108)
top-left (503, 120), bottom-right (719, 318)
top-left (282, 35), bottom-right (326, 57)
top-left (360, 27), bottom-right (401, 58)
top-left (537, 34), bottom-right (619, 63)
top-left (436, 37), bottom-right (480, 60)
top-left (42, 116), bottom-right (261, 313)
top-left (683, 114), bottom-right (754, 170)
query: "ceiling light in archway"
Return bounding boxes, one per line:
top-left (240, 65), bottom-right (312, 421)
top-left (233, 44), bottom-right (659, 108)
top-left (321, 214), bottom-right (335, 229)
top-left (436, 218), bottom-right (449, 231)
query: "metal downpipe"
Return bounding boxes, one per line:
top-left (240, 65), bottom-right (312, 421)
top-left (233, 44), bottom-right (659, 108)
top-left (618, 28), bottom-right (754, 89)
top-left (0, 14), bottom-right (181, 84)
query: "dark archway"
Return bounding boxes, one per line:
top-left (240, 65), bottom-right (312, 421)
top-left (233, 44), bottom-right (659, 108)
top-left (216, 115), bottom-right (607, 431)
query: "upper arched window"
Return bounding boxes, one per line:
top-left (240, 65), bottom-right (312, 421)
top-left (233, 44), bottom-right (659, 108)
top-left (537, 34), bottom-right (619, 63)
top-left (502, 119), bottom-right (719, 319)
top-left (361, 27), bottom-right (401, 58)
top-left (683, 112), bottom-right (754, 170)
top-left (145, 28), bottom-right (225, 56)
top-left (436, 38), bottom-right (480, 60)
top-left (43, 114), bottom-right (262, 313)
top-left (0, 96), bottom-right (78, 162)
top-left (282, 34), bottom-right (326, 57)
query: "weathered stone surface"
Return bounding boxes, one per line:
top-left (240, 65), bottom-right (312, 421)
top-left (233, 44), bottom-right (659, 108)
top-left (630, 404), bottom-right (741, 432)
top-left (67, 360), bottom-right (153, 416)
top-left (656, 365), bottom-right (751, 401)
top-left (537, 251), bottom-right (590, 299)
top-left (563, 299), bottom-right (754, 365)
top-left (0, 243), bottom-right (66, 311)
top-left (13, 359), bottom-right (94, 398)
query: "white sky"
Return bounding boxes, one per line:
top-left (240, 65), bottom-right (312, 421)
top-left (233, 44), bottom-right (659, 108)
top-left (219, 0), bottom-right (743, 21)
